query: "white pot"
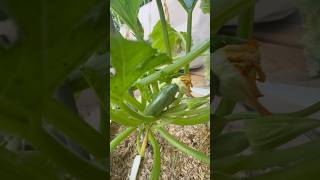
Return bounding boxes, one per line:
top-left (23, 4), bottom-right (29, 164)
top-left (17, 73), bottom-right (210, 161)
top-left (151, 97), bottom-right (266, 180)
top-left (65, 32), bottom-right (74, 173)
top-left (137, 0), bottom-right (210, 69)
top-left (226, 0), bottom-right (297, 25)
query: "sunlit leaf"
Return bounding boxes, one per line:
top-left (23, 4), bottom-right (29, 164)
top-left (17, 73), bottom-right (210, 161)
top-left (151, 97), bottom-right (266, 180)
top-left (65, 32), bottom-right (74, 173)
top-left (110, 34), bottom-right (170, 100)
top-left (111, 0), bottom-right (144, 39)
top-left (149, 21), bottom-right (187, 56)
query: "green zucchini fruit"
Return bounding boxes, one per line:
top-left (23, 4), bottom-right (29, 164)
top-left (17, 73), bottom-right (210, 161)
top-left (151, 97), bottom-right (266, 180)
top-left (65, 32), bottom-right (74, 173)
top-left (143, 84), bottom-right (179, 116)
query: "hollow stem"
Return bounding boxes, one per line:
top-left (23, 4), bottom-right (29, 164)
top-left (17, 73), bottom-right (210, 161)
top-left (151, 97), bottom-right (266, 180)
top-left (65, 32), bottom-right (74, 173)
top-left (155, 0), bottom-right (172, 58)
top-left (140, 129), bottom-right (149, 158)
top-left (136, 39), bottom-right (210, 85)
top-left (184, 11), bottom-right (193, 74)
top-left (237, 3), bottom-right (255, 39)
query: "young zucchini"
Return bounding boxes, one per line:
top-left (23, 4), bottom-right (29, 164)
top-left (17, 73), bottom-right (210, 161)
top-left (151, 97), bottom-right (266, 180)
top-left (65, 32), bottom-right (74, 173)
top-left (143, 84), bottom-right (179, 116)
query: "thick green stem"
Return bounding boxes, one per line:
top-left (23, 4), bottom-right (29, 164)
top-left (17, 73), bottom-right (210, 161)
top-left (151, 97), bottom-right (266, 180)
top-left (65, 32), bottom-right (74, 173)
top-left (119, 102), bottom-right (155, 122)
top-left (164, 106), bottom-right (209, 117)
top-left (156, 127), bottom-right (209, 165)
top-left (111, 109), bottom-right (142, 126)
top-left (184, 12), bottom-right (193, 74)
top-left (151, 80), bottom-right (160, 95)
top-left (27, 121), bottom-right (107, 180)
top-left (163, 108), bottom-right (210, 125)
top-left (213, 98), bottom-right (236, 135)
top-left (136, 39), bottom-right (210, 85)
top-left (136, 130), bottom-right (142, 155)
top-left (110, 127), bottom-right (136, 153)
top-left (155, 0), bottom-right (172, 58)
top-left (44, 98), bottom-right (107, 159)
top-left (140, 129), bottom-right (149, 157)
top-left (124, 94), bottom-right (144, 112)
top-left (282, 101), bottom-right (320, 117)
top-left (0, 147), bottom-right (60, 180)
top-left (148, 131), bottom-right (161, 180)
top-left (100, 104), bottom-right (108, 139)
top-left (186, 12), bottom-right (192, 52)
top-left (211, 0), bottom-right (255, 36)
top-left (237, 4), bottom-right (255, 39)
top-left (214, 98), bottom-right (236, 117)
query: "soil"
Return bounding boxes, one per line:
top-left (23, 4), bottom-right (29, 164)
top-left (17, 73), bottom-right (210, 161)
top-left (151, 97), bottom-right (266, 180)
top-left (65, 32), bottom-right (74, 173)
top-left (111, 123), bottom-right (210, 180)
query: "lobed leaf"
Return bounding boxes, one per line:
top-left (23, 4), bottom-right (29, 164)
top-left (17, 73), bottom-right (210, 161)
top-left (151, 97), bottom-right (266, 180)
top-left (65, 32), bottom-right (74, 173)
top-left (110, 34), bottom-right (170, 99)
top-left (149, 20), bottom-right (187, 56)
top-left (111, 0), bottom-right (144, 39)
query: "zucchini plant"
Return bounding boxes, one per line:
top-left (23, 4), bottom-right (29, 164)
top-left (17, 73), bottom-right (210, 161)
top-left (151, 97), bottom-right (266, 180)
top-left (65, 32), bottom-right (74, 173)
top-left (0, 0), bottom-right (108, 179)
top-left (110, 0), bottom-right (210, 178)
top-left (212, 0), bottom-right (320, 179)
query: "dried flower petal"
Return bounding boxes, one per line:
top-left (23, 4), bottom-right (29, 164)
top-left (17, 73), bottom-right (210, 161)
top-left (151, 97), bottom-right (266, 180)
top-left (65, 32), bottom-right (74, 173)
top-left (172, 74), bottom-right (194, 97)
top-left (212, 41), bottom-right (271, 115)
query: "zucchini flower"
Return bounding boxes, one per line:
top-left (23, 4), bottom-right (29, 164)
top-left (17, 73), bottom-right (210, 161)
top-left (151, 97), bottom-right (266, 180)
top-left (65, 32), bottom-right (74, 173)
top-left (212, 41), bottom-right (271, 115)
top-left (172, 74), bottom-right (194, 97)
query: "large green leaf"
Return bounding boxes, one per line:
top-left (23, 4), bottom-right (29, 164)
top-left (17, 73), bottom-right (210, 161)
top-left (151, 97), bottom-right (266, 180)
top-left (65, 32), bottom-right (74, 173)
top-left (245, 117), bottom-right (320, 152)
top-left (149, 20), bottom-right (187, 56)
top-left (0, 0), bottom-right (108, 179)
top-left (0, 0), bottom-right (107, 105)
top-left (0, 146), bottom-right (60, 180)
top-left (110, 34), bottom-right (170, 100)
top-left (111, 0), bottom-right (144, 39)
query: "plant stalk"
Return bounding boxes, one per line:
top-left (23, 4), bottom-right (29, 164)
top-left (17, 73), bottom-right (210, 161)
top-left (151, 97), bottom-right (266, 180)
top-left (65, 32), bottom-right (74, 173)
top-left (100, 104), bottom-right (108, 139)
top-left (148, 131), bottom-right (161, 180)
top-left (137, 39), bottom-right (210, 85)
top-left (156, 127), bottom-right (209, 165)
top-left (140, 130), bottom-right (149, 157)
top-left (184, 11), bottom-right (193, 74)
top-left (237, 3), bottom-right (255, 39)
top-left (211, 0), bottom-right (255, 36)
top-left (110, 127), bottom-right (136, 153)
top-left (155, 0), bottom-right (172, 58)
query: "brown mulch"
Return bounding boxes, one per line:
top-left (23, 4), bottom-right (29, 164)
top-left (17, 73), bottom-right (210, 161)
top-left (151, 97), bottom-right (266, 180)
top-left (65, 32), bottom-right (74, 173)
top-left (111, 123), bottom-right (210, 180)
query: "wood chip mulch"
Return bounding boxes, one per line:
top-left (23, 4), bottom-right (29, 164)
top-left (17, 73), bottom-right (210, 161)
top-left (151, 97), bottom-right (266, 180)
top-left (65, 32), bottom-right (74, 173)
top-left (111, 123), bottom-right (210, 180)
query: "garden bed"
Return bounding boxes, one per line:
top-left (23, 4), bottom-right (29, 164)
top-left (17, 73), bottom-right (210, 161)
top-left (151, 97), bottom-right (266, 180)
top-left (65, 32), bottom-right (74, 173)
top-left (111, 123), bottom-right (210, 179)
